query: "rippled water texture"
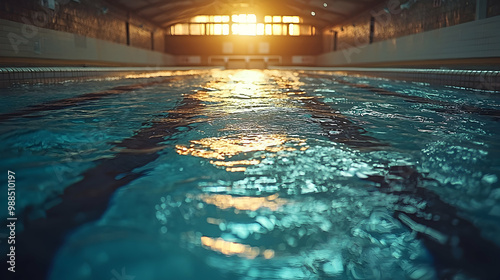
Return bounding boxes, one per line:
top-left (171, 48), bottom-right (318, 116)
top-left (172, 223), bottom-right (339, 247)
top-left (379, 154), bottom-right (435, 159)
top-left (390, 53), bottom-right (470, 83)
top-left (1, 70), bottom-right (500, 280)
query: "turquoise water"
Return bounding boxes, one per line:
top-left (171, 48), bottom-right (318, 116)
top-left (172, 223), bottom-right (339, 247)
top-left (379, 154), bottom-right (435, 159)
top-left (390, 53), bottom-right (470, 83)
top-left (1, 70), bottom-right (499, 280)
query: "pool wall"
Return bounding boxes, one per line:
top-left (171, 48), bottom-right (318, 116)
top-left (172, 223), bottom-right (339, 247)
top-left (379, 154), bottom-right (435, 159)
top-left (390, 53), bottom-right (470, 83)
top-left (0, 19), bottom-right (174, 67)
top-left (0, 0), bottom-right (164, 51)
top-left (317, 15), bottom-right (500, 68)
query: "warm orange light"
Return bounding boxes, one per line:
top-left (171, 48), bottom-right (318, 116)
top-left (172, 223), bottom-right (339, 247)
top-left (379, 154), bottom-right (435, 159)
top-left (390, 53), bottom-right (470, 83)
top-left (124, 70), bottom-right (209, 79)
top-left (232, 14), bottom-right (257, 23)
top-left (263, 249), bottom-right (275, 259)
top-left (175, 134), bottom-right (305, 162)
top-left (192, 15), bottom-right (230, 23)
top-left (174, 70), bottom-right (309, 171)
top-left (283, 16), bottom-right (300, 23)
top-left (191, 15), bottom-right (208, 22)
top-left (201, 236), bottom-right (274, 259)
top-left (247, 14), bottom-right (257, 23)
top-left (172, 15), bottom-right (308, 35)
top-left (233, 23), bottom-right (255, 35)
top-left (231, 14), bottom-right (258, 35)
top-left (272, 24), bottom-right (282, 35)
top-left (173, 23), bottom-right (188, 34)
top-left (289, 24), bottom-right (299, 36)
top-left (256, 23), bottom-right (265, 35)
top-left (208, 23), bottom-right (230, 35)
top-left (199, 193), bottom-right (286, 211)
top-left (213, 24), bottom-right (222, 35)
top-left (222, 24), bottom-right (229, 35)
top-left (265, 24), bottom-right (272, 35)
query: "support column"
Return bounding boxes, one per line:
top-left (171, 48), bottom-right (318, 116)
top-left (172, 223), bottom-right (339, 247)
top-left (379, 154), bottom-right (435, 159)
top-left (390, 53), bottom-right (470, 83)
top-left (151, 31), bottom-right (154, 50)
top-left (476, 0), bottom-right (488, 20)
top-left (126, 12), bottom-right (131, 46)
top-left (333, 31), bottom-right (338, 51)
top-left (369, 16), bottom-right (375, 44)
top-left (125, 22), bottom-right (130, 45)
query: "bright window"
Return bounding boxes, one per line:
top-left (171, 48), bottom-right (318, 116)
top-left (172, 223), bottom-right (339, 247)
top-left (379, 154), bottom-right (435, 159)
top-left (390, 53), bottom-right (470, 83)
top-left (289, 24), bottom-right (299, 36)
top-left (283, 16), bottom-right (300, 23)
top-left (169, 14), bottom-right (313, 36)
top-left (265, 24), bottom-right (272, 35)
top-left (256, 23), bottom-right (265, 35)
top-left (190, 24), bottom-right (205, 35)
top-left (272, 24), bottom-right (282, 35)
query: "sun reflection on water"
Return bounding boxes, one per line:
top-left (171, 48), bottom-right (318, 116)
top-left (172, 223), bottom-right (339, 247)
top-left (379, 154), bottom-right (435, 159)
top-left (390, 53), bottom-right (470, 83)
top-left (201, 236), bottom-right (275, 259)
top-left (199, 193), bottom-right (287, 211)
top-left (176, 134), bottom-right (308, 171)
top-left (174, 70), bottom-right (310, 173)
top-left (188, 70), bottom-right (310, 116)
top-left (171, 70), bottom-right (307, 262)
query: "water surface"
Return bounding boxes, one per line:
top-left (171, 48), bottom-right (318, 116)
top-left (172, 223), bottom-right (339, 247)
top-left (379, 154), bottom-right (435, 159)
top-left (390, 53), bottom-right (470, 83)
top-left (1, 70), bottom-right (499, 280)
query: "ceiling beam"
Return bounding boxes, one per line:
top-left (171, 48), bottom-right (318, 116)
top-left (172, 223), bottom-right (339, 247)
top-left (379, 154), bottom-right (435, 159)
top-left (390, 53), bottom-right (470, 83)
top-left (104, 0), bottom-right (164, 29)
top-left (146, 1), bottom-right (216, 24)
top-left (157, 3), bottom-right (218, 26)
top-left (289, 0), bottom-right (349, 17)
top-left (284, 4), bottom-right (337, 27)
top-left (322, 0), bottom-right (387, 29)
top-left (133, 0), bottom-right (213, 14)
top-left (106, 0), bottom-right (388, 30)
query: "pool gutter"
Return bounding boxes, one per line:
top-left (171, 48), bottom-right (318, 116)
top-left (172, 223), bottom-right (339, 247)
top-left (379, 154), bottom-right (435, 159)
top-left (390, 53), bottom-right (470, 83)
top-left (270, 66), bottom-right (500, 92)
top-left (0, 66), bottom-right (224, 88)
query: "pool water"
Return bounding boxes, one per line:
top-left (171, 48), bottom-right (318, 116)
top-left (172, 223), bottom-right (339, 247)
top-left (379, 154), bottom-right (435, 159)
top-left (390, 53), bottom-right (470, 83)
top-left (1, 69), bottom-right (500, 280)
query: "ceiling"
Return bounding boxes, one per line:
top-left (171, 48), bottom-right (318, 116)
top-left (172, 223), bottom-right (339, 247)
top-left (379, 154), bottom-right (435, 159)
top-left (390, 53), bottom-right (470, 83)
top-left (106, 0), bottom-right (385, 29)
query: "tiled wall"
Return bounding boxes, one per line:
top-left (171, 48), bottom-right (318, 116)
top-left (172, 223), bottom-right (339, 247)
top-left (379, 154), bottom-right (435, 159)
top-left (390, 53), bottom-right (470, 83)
top-left (375, 0), bottom-right (476, 42)
top-left (0, 0), bottom-right (165, 51)
top-left (0, 19), bottom-right (175, 67)
top-left (129, 24), bottom-right (152, 50)
top-left (323, 0), bottom-right (485, 53)
top-left (317, 16), bottom-right (500, 67)
top-left (489, 0), bottom-right (500, 17)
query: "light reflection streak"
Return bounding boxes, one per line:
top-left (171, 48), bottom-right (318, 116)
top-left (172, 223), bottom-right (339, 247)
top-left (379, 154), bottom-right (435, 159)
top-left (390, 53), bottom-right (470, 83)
top-left (201, 236), bottom-right (275, 259)
top-left (124, 70), bottom-right (207, 79)
top-left (176, 134), bottom-right (307, 171)
top-left (210, 159), bottom-right (261, 167)
top-left (225, 167), bottom-right (248, 172)
top-left (174, 70), bottom-right (311, 172)
top-left (189, 70), bottom-right (309, 112)
top-left (176, 134), bottom-right (295, 158)
top-left (199, 193), bottom-right (286, 211)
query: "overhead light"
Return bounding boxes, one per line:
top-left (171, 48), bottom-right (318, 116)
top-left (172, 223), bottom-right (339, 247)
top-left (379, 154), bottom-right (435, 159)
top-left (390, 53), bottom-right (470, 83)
top-left (323, 3), bottom-right (328, 8)
top-left (311, 11), bottom-right (316, 16)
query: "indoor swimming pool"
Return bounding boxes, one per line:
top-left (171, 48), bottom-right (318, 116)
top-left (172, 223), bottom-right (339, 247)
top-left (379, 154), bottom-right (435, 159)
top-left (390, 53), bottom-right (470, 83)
top-left (1, 69), bottom-right (500, 280)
